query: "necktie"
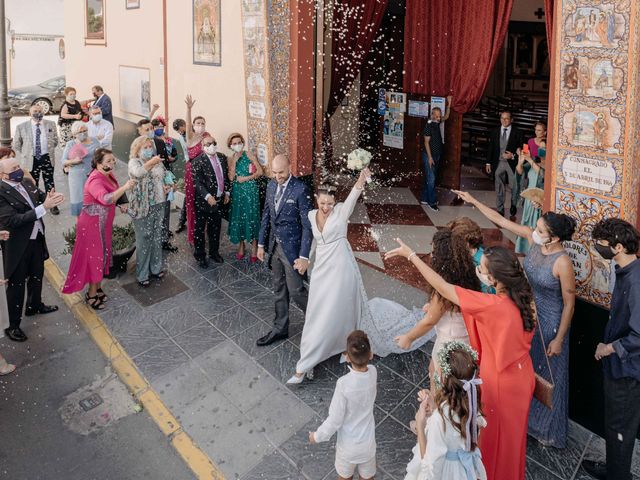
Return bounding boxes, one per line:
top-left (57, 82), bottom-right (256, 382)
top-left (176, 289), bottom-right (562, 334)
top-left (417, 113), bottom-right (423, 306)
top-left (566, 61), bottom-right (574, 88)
top-left (211, 155), bottom-right (223, 196)
top-left (502, 128), bottom-right (507, 141)
top-left (275, 184), bottom-right (284, 210)
top-left (35, 124), bottom-right (42, 159)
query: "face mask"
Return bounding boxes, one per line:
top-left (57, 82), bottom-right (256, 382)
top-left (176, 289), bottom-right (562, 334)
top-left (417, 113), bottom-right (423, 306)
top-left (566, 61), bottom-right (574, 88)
top-left (475, 266), bottom-right (493, 287)
top-left (67, 95), bottom-right (76, 102)
top-left (154, 128), bottom-right (164, 137)
top-left (92, 114), bottom-right (102, 123)
top-left (76, 132), bottom-right (88, 142)
top-left (32, 112), bottom-right (44, 122)
top-left (594, 243), bottom-right (616, 260)
top-left (194, 125), bottom-right (205, 134)
top-left (141, 148), bottom-right (154, 160)
top-left (204, 144), bottom-right (217, 155)
top-left (101, 165), bottom-right (112, 172)
top-left (231, 143), bottom-right (244, 153)
top-left (7, 169), bottom-right (24, 183)
top-left (532, 230), bottom-right (551, 246)
top-left (146, 130), bottom-right (155, 139)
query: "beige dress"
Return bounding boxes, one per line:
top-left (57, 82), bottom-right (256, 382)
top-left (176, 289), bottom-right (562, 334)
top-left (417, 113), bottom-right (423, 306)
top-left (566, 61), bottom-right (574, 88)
top-left (431, 310), bottom-right (469, 370)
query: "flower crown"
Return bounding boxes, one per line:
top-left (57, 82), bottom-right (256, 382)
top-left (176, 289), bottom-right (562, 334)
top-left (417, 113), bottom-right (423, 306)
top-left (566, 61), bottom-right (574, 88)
top-left (436, 340), bottom-right (479, 386)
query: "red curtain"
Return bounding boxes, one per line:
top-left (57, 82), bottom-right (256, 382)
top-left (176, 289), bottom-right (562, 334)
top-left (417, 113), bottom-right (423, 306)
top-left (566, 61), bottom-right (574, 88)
top-left (545, 0), bottom-right (554, 55)
top-left (403, 0), bottom-right (513, 113)
top-left (323, 0), bottom-right (388, 158)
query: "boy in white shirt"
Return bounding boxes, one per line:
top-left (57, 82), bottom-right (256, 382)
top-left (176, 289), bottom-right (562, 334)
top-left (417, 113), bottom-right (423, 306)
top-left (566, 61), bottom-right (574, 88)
top-left (309, 330), bottom-right (377, 480)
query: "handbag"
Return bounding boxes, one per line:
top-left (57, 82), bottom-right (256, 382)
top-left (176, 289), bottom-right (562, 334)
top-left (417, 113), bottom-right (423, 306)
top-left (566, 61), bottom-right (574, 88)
top-left (533, 323), bottom-right (555, 410)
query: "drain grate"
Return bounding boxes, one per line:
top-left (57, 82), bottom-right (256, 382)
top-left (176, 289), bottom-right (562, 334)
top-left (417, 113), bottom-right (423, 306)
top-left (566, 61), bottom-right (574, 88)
top-left (79, 393), bottom-right (103, 412)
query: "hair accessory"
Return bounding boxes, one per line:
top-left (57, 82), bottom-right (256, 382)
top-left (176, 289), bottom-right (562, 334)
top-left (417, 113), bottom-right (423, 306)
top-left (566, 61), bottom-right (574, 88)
top-left (435, 340), bottom-right (481, 451)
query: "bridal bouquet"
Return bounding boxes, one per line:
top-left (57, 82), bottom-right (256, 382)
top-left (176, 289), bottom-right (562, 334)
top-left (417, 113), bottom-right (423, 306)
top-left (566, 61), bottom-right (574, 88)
top-left (347, 148), bottom-right (372, 183)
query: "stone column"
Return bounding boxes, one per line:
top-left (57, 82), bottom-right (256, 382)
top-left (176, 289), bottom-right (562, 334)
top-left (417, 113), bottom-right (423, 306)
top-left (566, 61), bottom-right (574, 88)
top-left (548, 0), bottom-right (640, 306)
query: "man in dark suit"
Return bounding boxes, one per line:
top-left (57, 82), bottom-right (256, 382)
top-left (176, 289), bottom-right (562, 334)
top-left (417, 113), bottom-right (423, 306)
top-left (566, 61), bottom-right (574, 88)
top-left (0, 157), bottom-right (64, 342)
top-left (192, 134), bottom-right (230, 268)
top-left (256, 154), bottom-right (313, 346)
top-left (91, 85), bottom-right (113, 126)
top-left (486, 111), bottom-right (524, 217)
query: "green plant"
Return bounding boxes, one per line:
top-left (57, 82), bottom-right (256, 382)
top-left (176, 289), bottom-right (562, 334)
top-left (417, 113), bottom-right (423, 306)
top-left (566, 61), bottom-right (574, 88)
top-left (62, 223), bottom-right (136, 255)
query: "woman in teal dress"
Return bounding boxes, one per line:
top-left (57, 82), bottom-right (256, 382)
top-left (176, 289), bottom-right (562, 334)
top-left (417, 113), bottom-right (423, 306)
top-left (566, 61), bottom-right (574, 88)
top-left (515, 125), bottom-right (546, 254)
top-left (227, 133), bottom-right (263, 262)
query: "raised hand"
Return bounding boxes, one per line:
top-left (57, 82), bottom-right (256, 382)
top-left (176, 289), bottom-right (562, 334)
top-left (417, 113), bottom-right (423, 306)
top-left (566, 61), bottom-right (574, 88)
top-left (384, 238), bottom-right (414, 260)
top-left (451, 189), bottom-right (476, 205)
top-left (185, 94), bottom-right (196, 109)
top-left (43, 189), bottom-right (64, 210)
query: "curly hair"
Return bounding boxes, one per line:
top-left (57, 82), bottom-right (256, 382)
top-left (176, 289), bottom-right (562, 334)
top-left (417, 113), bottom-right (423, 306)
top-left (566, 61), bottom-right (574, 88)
top-left (427, 228), bottom-right (481, 312)
top-left (484, 246), bottom-right (536, 331)
top-left (447, 217), bottom-right (483, 249)
top-left (434, 347), bottom-right (482, 451)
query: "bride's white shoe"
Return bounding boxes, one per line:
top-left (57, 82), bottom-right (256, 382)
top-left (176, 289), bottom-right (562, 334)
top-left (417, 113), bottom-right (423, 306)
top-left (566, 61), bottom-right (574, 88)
top-left (286, 373), bottom-right (305, 385)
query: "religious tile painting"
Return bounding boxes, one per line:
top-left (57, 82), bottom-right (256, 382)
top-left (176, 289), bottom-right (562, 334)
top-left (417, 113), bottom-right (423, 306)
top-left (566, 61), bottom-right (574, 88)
top-left (555, 189), bottom-right (620, 304)
top-left (193, 0), bottom-right (221, 66)
top-left (562, 53), bottom-right (625, 100)
top-left (560, 104), bottom-right (623, 154)
top-left (267, 0), bottom-right (290, 158)
top-left (561, 1), bottom-right (627, 49)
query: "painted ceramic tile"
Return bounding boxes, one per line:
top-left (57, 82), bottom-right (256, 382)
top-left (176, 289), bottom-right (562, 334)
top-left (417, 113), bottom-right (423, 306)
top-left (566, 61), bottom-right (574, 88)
top-left (562, 2), bottom-right (627, 49)
top-left (562, 53), bottom-right (625, 99)
top-left (560, 104), bottom-right (623, 154)
top-left (247, 72), bottom-right (266, 97)
top-left (242, 0), bottom-right (263, 15)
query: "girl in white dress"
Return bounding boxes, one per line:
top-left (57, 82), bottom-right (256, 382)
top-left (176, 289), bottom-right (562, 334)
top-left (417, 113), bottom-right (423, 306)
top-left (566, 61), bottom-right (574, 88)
top-left (394, 229), bottom-right (481, 387)
top-left (405, 341), bottom-right (487, 480)
top-left (287, 170), bottom-right (432, 384)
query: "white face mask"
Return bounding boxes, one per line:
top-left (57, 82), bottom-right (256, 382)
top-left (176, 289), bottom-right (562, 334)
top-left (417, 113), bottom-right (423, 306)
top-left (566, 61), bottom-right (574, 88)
top-left (204, 144), bottom-right (217, 155)
top-left (475, 266), bottom-right (493, 287)
top-left (532, 230), bottom-right (552, 246)
top-left (231, 143), bottom-right (244, 153)
top-left (194, 125), bottom-right (205, 134)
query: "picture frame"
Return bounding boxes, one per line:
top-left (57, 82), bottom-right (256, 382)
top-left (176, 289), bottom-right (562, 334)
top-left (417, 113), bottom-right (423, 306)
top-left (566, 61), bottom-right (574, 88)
top-left (193, 0), bottom-right (222, 66)
top-left (118, 65), bottom-right (151, 117)
top-left (85, 0), bottom-right (106, 44)
top-left (125, 0), bottom-right (140, 10)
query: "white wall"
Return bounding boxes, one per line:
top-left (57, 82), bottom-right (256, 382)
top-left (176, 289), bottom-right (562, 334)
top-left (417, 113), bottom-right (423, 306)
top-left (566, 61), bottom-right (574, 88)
top-left (6, 0), bottom-right (65, 87)
top-left (63, 0), bottom-right (247, 152)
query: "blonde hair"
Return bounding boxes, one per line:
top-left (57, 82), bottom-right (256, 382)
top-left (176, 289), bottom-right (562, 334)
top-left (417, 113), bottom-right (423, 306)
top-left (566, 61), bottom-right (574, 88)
top-left (227, 132), bottom-right (245, 148)
top-left (71, 121), bottom-right (86, 135)
top-left (64, 87), bottom-right (76, 95)
top-left (130, 135), bottom-right (153, 159)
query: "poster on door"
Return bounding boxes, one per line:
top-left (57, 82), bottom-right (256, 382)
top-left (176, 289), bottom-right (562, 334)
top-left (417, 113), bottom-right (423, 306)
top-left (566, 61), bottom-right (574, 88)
top-left (383, 111), bottom-right (404, 149)
top-left (385, 91), bottom-right (406, 112)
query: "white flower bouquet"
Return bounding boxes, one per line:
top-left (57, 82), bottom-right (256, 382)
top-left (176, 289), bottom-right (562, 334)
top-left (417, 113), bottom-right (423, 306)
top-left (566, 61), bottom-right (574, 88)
top-left (347, 148), bottom-right (373, 183)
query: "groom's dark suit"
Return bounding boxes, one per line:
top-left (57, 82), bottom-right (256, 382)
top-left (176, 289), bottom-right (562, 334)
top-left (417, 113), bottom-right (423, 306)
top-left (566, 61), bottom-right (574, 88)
top-left (258, 175), bottom-right (313, 337)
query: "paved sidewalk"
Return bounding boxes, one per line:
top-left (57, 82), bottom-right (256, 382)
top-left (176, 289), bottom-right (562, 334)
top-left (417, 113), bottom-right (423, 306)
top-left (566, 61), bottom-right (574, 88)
top-left (0, 283), bottom-right (195, 480)
top-left (37, 155), bottom-right (639, 479)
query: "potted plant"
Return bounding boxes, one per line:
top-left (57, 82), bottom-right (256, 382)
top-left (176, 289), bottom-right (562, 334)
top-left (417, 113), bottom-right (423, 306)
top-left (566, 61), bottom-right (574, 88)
top-left (62, 222), bottom-right (136, 278)
top-left (173, 177), bottom-right (186, 210)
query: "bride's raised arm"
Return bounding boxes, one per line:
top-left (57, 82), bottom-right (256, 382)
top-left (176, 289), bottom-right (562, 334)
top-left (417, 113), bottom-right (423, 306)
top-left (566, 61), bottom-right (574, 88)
top-left (385, 238), bottom-right (460, 306)
top-left (338, 167), bottom-right (370, 222)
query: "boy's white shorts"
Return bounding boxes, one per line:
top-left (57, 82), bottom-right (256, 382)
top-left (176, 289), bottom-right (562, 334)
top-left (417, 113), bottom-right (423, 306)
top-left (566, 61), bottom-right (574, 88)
top-left (335, 453), bottom-right (376, 479)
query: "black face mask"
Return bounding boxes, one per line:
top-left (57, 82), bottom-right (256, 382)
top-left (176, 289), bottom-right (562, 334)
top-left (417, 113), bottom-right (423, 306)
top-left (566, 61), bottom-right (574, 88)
top-left (594, 243), bottom-right (616, 260)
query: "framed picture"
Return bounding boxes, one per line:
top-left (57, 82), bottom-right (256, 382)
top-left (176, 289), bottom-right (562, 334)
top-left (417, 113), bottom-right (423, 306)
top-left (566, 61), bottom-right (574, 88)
top-left (126, 0), bottom-right (140, 9)
top-left (119, 65), bottom-right (151, 117)
top-left (193, 0), bottom-right (221, 66)
top-left (85, 0), bottom-right (106, 43)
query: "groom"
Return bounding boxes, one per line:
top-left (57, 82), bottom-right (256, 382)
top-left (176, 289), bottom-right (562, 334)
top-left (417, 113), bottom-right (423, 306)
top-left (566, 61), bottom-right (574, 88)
top-left (256, 154), bottom-right (313, 346)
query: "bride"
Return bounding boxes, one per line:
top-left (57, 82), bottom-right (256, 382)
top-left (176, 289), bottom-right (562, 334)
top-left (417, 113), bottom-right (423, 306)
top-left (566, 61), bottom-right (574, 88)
top-left (287, 169), bottom-right (433, 385)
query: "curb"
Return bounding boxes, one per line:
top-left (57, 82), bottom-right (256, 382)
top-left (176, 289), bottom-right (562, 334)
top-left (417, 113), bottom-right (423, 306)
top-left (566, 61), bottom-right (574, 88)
top-left (43, 259), bottom-right (225, 480)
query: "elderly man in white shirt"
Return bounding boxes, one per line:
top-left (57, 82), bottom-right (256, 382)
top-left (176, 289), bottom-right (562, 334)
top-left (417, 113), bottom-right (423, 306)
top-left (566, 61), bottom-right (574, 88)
top-left (87, 106), bottom-right (113, 150)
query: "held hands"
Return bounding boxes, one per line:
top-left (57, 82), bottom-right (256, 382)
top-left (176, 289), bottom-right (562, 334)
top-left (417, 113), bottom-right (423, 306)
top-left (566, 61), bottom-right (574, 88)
top-left (257, 246), bottom-right (265, 262)
top-left (294, 258), bottom-right (309, 275)
top-left (43, 189), bottom-right (64, 210)
top-left (0, 230), bottom-right (9, 241)
top-left (417, 389), bottom-right (435, 416)
top-left (595, 342), bottom-right (615, 361)
top-left (384, 238), bottom-right (414, 260)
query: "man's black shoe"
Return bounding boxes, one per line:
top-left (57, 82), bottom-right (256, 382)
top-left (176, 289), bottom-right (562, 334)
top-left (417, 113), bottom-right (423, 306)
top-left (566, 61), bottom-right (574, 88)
top-left (197, 258), bottom-right (209, 269)
top-left (256, 331), bottom-right (288, 346)
top-left (581, 460), bottom-right (607, 480)
top-left (510, 206), bottom-right (517, 217)
top-left (497, 209), bottom-right (505, 217)
top-left (50, 206), bottom-right (60, 215)
top-left (209, 253), bottom-right (224, 264)
top-left (162, 242), bottom-right (178, 253)
top-left (25, 304), bottom-right (58, 317)
top-left (4, 327), bottom-right (27, 342)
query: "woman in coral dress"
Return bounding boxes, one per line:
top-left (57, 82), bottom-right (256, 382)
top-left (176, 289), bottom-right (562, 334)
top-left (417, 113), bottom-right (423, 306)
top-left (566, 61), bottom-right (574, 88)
top-left (62, 149), bottom-right (136, 309)
top-left (386, 241), bottom-right (535, 480)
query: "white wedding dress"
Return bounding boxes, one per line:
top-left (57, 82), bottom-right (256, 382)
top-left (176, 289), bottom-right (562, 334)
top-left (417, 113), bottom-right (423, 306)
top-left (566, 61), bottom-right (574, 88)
top-left (295, 187), bottom-right (434, 375)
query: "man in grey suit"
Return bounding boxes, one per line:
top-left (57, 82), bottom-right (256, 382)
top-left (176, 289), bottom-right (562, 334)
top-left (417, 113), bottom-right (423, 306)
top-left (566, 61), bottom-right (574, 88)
top-left (12, 104), bottom-right (60, 215)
